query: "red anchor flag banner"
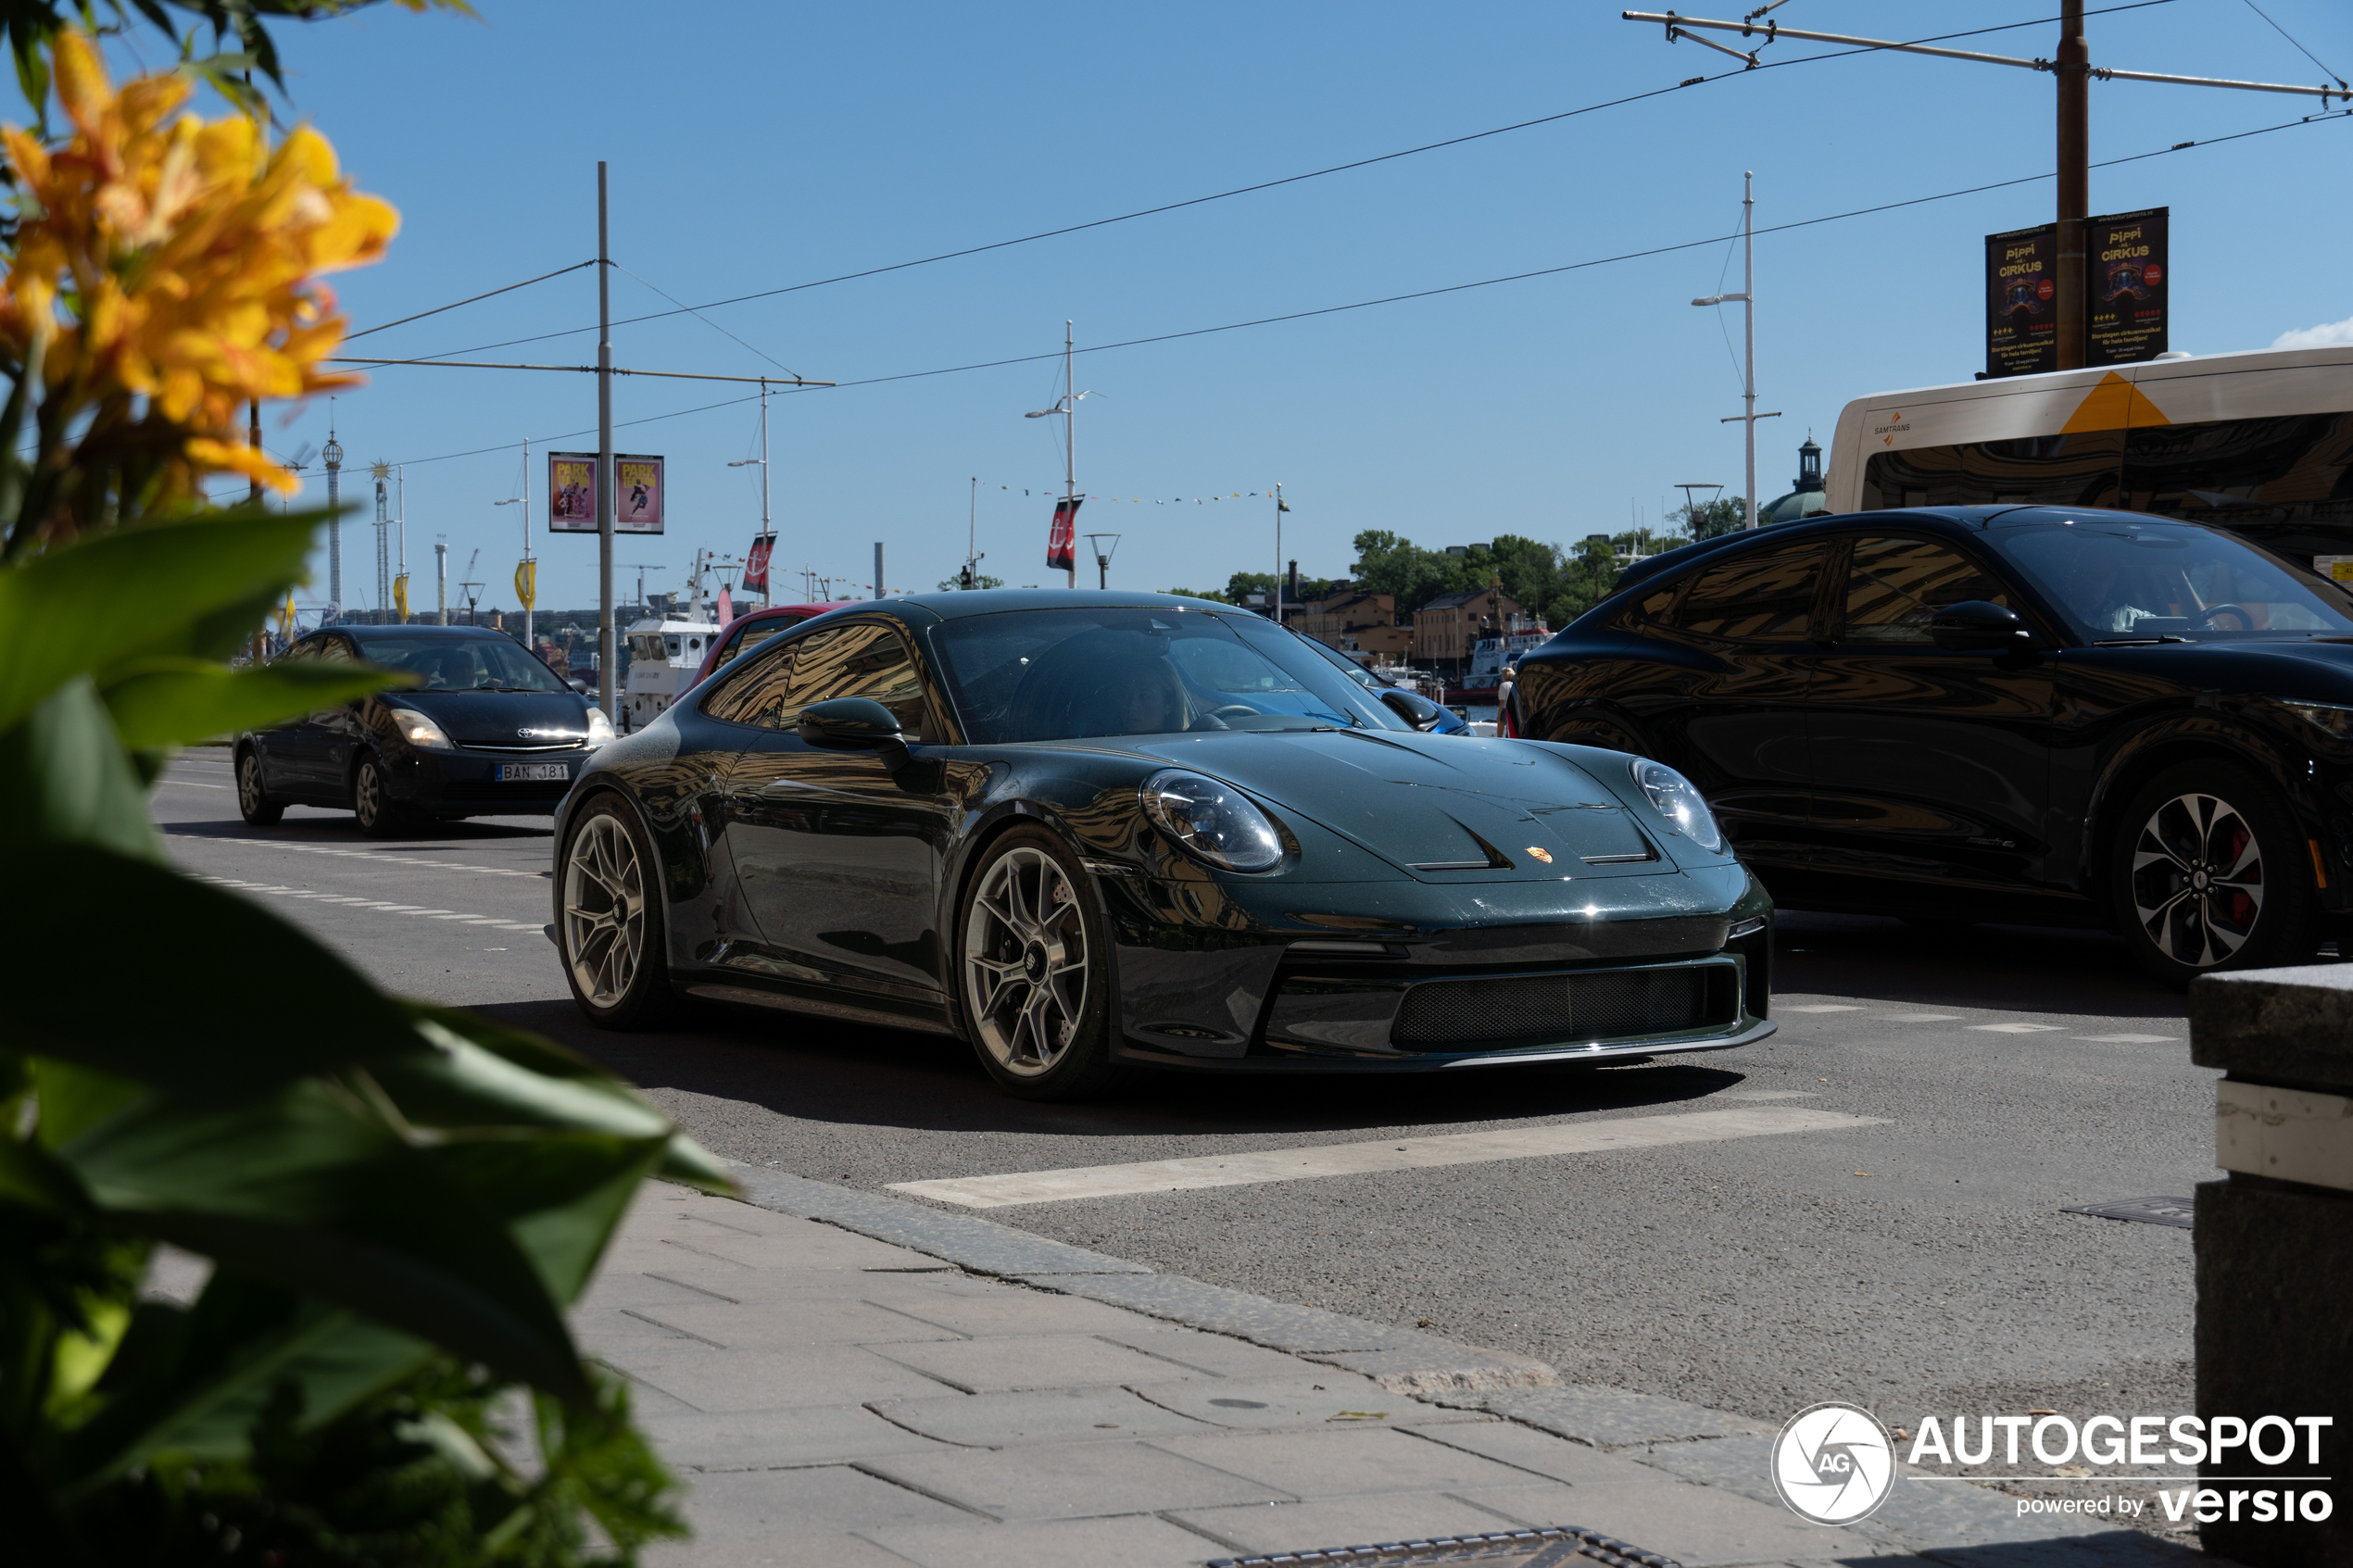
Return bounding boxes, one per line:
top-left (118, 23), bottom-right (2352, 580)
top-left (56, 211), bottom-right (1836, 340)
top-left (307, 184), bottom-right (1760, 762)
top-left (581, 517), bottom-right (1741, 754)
top-left (743, 533), bottom-right (774, 594)
top-left (1047, 496), bottom-right (1081, 572)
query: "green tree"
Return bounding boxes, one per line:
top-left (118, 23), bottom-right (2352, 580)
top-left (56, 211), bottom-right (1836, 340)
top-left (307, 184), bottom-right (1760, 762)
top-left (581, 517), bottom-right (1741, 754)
top-left (1674, 495), bottom-right (1748, 540)
top-left (1349, 530), bottom-right (1475, 613)
top-left (937, 571), bottom-right (1005, 590)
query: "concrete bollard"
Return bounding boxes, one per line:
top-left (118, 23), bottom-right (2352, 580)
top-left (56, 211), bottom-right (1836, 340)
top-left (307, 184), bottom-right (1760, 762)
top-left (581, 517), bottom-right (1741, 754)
top-left (2188, 962), bottom-right (2353, 1568)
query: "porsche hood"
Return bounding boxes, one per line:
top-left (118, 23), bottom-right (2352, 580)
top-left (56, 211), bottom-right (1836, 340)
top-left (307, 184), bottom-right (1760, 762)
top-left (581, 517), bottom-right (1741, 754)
top-left (1124, 730), bottom-right (1689, 881)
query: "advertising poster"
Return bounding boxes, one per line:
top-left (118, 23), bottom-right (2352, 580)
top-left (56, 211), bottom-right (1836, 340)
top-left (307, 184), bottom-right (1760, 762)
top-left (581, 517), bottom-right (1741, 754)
top-left (2087, 206), bottom-right (2168, 368)
top-left (547, 452), bottom-right (597, 533)
top-left (744, 533), bottom-right (774, 594)
top-left (1985, 222), bottom-right (2057, 378)
top-left (615, 454), bottom-right (664, 533)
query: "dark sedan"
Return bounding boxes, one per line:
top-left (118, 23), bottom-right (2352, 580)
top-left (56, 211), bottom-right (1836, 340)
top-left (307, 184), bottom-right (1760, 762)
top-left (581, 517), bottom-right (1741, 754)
top-left (237, 623), bottom-right (613, 836)
top-left (550, 591), bottom-right (1772, 1100)
top-left (1514, 506), bottom-right (2353, 985)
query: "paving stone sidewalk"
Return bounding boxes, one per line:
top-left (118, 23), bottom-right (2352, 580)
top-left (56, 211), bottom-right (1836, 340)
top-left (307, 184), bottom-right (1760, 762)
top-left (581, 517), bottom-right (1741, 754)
top-left (581, 1170), bottom-right (2211, 1568)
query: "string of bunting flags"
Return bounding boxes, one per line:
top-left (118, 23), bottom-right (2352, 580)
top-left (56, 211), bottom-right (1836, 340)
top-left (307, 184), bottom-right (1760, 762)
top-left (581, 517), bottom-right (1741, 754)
top-left (986, 483), bottom-right (1282, 505)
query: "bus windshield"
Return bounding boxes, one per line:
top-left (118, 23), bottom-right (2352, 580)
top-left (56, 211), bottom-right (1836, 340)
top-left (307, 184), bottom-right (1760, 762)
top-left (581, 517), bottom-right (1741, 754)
top-left (1991, 516), bottom-right (2353, 642)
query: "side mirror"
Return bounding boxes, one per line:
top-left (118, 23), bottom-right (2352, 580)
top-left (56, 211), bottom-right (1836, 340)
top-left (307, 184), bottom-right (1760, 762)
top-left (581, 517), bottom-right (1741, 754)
top-left (1930, 600), bottom-right (2033, 652)
top-left (1379, 687), bottom-right (1447, 732)
top-left (798, 697), bottom-right (908, 767)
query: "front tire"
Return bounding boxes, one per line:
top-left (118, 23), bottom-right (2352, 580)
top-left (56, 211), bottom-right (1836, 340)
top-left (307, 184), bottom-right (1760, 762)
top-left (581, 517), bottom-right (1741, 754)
top-left (957, 826), bottom-right (1124, 1100)
top-left (235, 747), bottom-right (283, 826)
top-left (559, 795), bottom-right (677, 1029)
top-left (2111, 761), bottom-right (2320, 988)
top-left (352, 754), bottom-right (409, 839)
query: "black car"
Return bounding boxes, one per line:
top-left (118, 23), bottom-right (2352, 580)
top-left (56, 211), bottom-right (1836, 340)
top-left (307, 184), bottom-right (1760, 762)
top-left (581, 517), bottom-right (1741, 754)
top-left (1514, 506), bottom-right (2353, 985)
top-left (236, 624), bottom-right (614, 836)
top-left (550, 591), bottom-right (1772, 1100)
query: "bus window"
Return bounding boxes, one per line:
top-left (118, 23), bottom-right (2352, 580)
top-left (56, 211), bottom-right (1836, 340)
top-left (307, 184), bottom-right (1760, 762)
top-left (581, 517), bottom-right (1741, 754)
top-left (2123, 414), bottom-right (2353, 529)
top-left (1863, 430), bottom-right (2123, 511)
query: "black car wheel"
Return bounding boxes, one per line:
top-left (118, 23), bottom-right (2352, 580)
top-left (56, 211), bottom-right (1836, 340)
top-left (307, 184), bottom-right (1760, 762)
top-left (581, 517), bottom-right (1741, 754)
top-left (351, 754), bottom-right (410, 839)
top-left (560, 795), bottom-right (676, 1029)
top-left (957, 826), bottom-right (1124, 1100)
top-left (2112, 761), bottom-right (2320, 987)
top-left (235, 747), bottom-right (283, 826)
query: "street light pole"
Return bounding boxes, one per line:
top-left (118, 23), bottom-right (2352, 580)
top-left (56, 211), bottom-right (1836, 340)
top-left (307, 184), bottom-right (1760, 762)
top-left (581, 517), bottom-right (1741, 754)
top-left (2056, 0), bottom-right (2089, 370)
top-left (1273, 482), bottom-right (1284, 624)
top-left (1693, 175), bottom-right (1780, 530)
top-left (597, 160), bottom-right (616, 722)
top-left (726, 383), bottom-right (773, 608)
top-left (321, 407), bottom-right (343, 616)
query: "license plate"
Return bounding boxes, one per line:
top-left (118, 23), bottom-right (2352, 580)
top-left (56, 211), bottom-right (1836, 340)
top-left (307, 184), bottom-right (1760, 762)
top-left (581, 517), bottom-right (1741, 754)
top-left (498, 763), bottom-right (571, 782)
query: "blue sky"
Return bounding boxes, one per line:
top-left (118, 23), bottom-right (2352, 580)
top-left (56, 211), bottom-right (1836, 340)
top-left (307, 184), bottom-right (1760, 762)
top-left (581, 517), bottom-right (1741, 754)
top-left (129, 0), bottom-right (2353, 617)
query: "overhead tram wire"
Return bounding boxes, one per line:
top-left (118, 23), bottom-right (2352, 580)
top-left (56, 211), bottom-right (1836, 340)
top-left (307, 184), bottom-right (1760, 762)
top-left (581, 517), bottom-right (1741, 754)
top-left (379, 102), bottom-right (2343, 470)
top-left (2239, 0), bottom-right (2347, 91)
top-left (343, 259), bottom-right (598, 342)
top-left (369, 2), bottom-right (2182, 368)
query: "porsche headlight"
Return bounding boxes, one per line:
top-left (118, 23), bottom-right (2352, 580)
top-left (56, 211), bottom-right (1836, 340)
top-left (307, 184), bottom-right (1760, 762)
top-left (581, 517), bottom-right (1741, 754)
top-left (1140, 769), bottom-right (1283, 872)
top-left (585, 707), bottom-right (617, 746)
top-left (388, 706), bottom-right (455, 752)
top-left (2281, 698), bottom-right (2353, 745)
top-left (1631, 758), bottom-right (1724, 854)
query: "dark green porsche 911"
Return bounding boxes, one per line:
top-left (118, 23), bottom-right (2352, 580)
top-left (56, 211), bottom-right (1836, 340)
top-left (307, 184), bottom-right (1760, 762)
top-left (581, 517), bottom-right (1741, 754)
top-left (551, 590), bottom-right (1773, 1099)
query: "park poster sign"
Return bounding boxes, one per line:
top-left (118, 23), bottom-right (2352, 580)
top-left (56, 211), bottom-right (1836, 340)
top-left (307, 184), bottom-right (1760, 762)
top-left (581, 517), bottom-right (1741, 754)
top-left (2086, 206), bottom-right (2168, 369)
top-left (547, 452), bottom-right (666, 534)
top-left (1985, 222), bottom-right (2058, 379)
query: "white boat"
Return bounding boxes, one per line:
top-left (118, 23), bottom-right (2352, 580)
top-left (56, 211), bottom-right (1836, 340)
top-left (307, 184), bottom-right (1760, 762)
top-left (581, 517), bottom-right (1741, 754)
top-left (620, 615), bottom-right (722, 733)
top-left (1463, 631), bottom-right (1551, 691)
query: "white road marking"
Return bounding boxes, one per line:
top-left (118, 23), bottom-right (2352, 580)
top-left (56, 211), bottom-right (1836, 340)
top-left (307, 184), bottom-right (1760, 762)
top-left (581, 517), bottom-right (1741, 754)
top-left (173, 835), bottom-right (547, 879)
top-left (887, 1106), bottom-right (1888, 1210)
top-left (1880, 1013), bottom-right (1963, 1022)
top-left (1786, 1004), bottom-right (1867, 1013)
top-left (1713, 1090), bottom-right (1818, 1101)
top-left (159, 779), bottom-right (230, 789)
top-left (1968, 1022), bottom-right (2066, 1034)
top-left (2075, 1033), bottom-right (2177, 1043)
top-left (195, 875), bottom-right (542, 933)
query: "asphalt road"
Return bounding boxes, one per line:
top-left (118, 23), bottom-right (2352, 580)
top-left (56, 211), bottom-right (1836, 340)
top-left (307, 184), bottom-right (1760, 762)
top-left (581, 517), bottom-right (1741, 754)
top-left (159, 747), bottom-right (2212, 1460)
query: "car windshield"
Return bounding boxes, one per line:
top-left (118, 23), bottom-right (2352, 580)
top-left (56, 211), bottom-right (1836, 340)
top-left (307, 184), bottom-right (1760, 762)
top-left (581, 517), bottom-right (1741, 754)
top-left (1993, 517), bottom-right (2353, 642)
top-left (928, 607), bottom-right (1407, 742)
top-left (359, 635), bottom-right (570, 692)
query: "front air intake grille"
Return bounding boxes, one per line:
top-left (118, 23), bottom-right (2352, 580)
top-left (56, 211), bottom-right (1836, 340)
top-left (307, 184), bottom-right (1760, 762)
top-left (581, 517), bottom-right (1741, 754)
top-left (1391, 964), bottom-right (1737, 1052)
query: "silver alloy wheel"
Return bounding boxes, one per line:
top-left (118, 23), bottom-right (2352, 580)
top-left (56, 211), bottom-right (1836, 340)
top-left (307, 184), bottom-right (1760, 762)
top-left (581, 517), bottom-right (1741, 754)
top-left (2130, 790), bottom-right (2265, 968)
top-left (963, 845), bottom-right (1088, 1077)
top-left (354, 759), bottom-right (384, 826)
top-left (565, 813), bottom-right (648, 1008)
top-left (238, 752), bottom-right (266, 814)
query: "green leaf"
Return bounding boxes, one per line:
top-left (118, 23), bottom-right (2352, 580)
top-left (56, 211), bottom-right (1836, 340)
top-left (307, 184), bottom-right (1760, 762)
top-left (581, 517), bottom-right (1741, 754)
top-left (0, 678), bottom-right (164, 861)
top-left (99, 657), bottom-right (414, 751)
top-left (0, 509), bottom-right (329, 735)
top-left (58, 1272), bottom-right (432, 1498)
top-left (58, 1078), bottom-right (595, 1402)
top-left (2, 846), bottom-right (425, 1092)
top-left (0, 1132), bottom-right (90, 1214)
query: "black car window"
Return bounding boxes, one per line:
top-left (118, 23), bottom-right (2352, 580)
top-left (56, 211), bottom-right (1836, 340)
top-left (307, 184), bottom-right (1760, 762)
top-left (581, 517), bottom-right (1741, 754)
top-left (701, 631), bottom-right (806, 727)
top-left (1840, 537), bottom-right (2012, 645)
top-left (354, 634), bottom-right (562, 690)
top-left (791, 623), bottom-right (931, 742)
top-left (1672, 542), bottom-right (1830, 642)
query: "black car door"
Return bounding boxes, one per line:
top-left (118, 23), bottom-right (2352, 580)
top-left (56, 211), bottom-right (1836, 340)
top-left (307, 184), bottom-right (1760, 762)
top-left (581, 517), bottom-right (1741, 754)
top-left (1627, 539), bottom-right (1831, 868)
top-left (269, 633), bottom-right (362, 797)
top-left (1803, 532), bottom-right (2068, 907)
top-left (714, 621), bottom-right (957, 999)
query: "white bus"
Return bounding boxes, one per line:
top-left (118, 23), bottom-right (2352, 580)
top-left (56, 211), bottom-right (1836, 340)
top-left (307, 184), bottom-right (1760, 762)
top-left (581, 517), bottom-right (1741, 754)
top-left (1825, 345), bottom-right (2353, 567)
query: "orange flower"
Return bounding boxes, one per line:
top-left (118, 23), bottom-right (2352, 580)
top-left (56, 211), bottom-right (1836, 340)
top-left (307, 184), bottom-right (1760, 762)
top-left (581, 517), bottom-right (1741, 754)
top-left (0, 31), bottom-right (396, 505)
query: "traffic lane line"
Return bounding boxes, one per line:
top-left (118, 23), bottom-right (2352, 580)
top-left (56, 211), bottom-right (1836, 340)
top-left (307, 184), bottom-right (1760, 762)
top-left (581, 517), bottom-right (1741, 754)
top-left (167, 833), bottom-right (550, 881)
top-left (195, 876), bottom-right (544, 934)
top-left (886, 1106), bottom-right (1886, 1209)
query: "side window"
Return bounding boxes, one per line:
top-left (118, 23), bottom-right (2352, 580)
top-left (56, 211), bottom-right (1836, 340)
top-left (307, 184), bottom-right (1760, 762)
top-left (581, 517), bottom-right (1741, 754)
top-left (1613, 579), bottom-right (1681, 630)
top-left (790, 623), bottom-right (930, 742)
top-left (1673, 543), bottom-right (1830, 642)
top-left (701, 631), bottom-right (810, 728)
top-left (1840, 536), bottom-right (2012, 645)
top-left (315, 635), bottom-right (357, 661)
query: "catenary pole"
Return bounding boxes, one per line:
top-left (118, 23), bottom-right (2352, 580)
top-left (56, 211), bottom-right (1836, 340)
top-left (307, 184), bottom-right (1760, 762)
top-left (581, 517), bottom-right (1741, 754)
top-left (2057, 0), bottom-right (2089, 370)
top-left (522, 437), bottom-right (533, 650)
top-left (1743, 173), bottom-right (1756, 528)
top-left (1063, 320), bottom-right (1076, 590)
top-left (597, 162), bottom-right (615, 722)
top-left (1273, 482), bottom-right (1283, 623)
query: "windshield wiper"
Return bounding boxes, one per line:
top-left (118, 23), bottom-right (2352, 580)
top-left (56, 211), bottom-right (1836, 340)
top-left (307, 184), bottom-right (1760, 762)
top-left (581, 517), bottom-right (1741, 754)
top-left (2092, 635), bottom-right (2191, 646)
top-left (469, 684), bottom-right (540, 692)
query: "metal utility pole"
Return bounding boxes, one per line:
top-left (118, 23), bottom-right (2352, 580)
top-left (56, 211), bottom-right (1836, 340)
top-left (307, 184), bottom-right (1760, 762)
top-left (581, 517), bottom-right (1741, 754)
top-left (1024, 321), bottom-right (1095, 589)
top-left (1692, 175), bottom-right (1779, 529)
top-left (395, 465), bottom-right (408, 622)
top-left (874, 542), bottom-right (886, 600)
top-left (1627, 8), bottom-right (2347, 371)
top-left (1273, 482), bottom-right (1284, 623)
top-left (434, 538), bottom-right (447, 624)
top-left (321, 409), bottom-right (343, 616)
top-left (495, 438), bottom-right (535, 647)
top-left (726, 383), bottom-right (773, 608)
top-left (597, 160), bottom-right (617, 722)
top-left (371, 462), bottom-right (391, 616)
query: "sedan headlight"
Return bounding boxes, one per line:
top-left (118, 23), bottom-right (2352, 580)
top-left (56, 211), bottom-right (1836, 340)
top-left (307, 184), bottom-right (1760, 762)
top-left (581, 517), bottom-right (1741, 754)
top-left (388, 706), bottom-right (455, 752)
top-left (585, 707), bottom-right (617, 747)
top-left (1631, 758), bottom-right (1724, 854)
top-left (1140, 769), bottom-right (1284, 872)
top-left (2281, 699), bottom-right (2353, 744)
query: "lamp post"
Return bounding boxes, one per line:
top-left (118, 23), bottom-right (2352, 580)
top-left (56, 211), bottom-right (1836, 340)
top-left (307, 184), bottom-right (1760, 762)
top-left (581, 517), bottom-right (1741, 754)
top-left (1025, 321), bottom-right (1098, 590)
top-left (1084, 533), bottom-right (1120, 589)
top-left (728, 382), bottom-right (772, 608)
top-left (1692, 174), bottom-right (1780, 530)
top-left (1674, 481), bottom-right (1725, 538)
top-left (321, 409), bottom-right (344, 617)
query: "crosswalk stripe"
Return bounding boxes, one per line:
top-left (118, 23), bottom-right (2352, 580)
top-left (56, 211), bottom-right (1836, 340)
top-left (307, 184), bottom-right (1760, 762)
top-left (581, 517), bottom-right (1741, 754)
top-left (1969, 1022), bottom-right (2065, 1034)
top-left (886, 1106), bottom-right (1887, 1210)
